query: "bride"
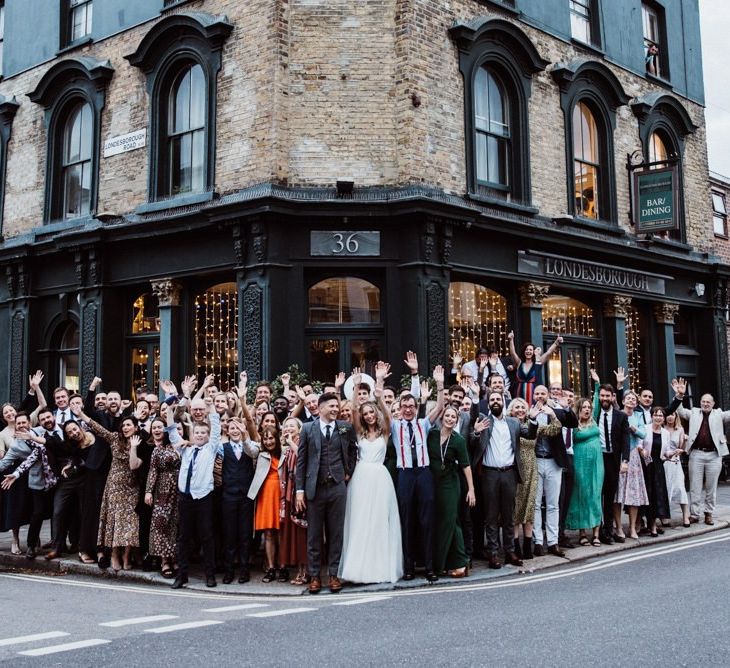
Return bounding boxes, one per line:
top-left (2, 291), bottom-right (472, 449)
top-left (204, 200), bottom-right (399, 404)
top-left (339, 362), bottom-right (403, 584)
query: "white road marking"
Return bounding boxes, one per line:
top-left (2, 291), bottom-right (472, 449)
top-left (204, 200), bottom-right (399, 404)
top-left (247, 608), bottom-right (316, 618)
top-left (144, 620), bottom-right (224, 634)
top-left (202, 603), bottom-right (268, 612)
top-left (0, 531), bottom-right (727, 603)
top-left (18, 639), bottom-right (111, 656)
top-left (0, 631), bottom-right (69, 647)
top-left (99, 614), bottom-right (179, 627)
top-left (332, 596), bottom-right (393, 606)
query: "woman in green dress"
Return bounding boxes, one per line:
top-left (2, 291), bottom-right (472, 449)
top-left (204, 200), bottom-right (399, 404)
top-left (566, 394), bottom-right (605, 546)
top-left (428, 406), bottom-right (476, 577)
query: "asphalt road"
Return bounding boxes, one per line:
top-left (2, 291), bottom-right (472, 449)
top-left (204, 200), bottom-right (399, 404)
top-left (2, 530), bottom-right (729, 666)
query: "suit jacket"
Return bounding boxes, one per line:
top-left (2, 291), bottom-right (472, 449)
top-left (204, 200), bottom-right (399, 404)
top-left (295, 418), bottom-right (357, 500)
top-left (470, 415), bottom-right (537, 484)
top-left (595, 406), bottom-right (631, 463)
top-left (0, 439), bottom-right (46, 490)
top-left (667, 398), bottom-right (730, 457)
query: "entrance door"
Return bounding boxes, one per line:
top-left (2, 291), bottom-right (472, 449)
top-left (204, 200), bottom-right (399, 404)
top-left (544, 339), bottom-right (598, 396)
top-left (309, 335), bottom-right (384, 382)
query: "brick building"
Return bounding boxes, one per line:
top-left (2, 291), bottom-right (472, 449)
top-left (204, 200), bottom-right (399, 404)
top-left (0, 0), bottom-right (727, 407)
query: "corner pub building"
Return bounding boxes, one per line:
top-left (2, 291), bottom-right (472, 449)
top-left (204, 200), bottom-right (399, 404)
top-left (0, 0), bottom-right (729, 409)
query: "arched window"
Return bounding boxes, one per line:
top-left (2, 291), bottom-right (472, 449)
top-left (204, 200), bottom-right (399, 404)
top-left (28, 57), bottom-right (113, 223)
top-left (542, 295), bottom-right (596, 337)
top-left (194, 282), bottom-right (238, 389)
top-left (57, 322), bottom-right (80, 392)
top-left (474, 67), bottom-right (510, 188)
top-left (125, 12), bottom-right (232, 205)
top-left (553, 60), bottom-right (629, 225)
top-left (450, 18), bottom-right (548, 208)
top-left (448, 282), bottom-right (508, 359)
top-left (62, 102), bottom-right (93, 218)
top-left (308, 277), bottom-right (380, 325)
top-left (168, 64), bottom-right (206, 195)
top-left (573, 102), bottom-right (601, 220)
top-left (648, 130), bottom-right (669, 165)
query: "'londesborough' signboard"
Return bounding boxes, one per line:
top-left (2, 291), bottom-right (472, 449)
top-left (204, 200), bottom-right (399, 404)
top-left (633, 166), bottom-right (678, 233)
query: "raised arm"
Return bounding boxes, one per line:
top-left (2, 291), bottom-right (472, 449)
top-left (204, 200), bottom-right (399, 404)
top-left (538, 336), bottom-right (563, 364)
top-left (426, 365), bottom-right (446, 424)
top-left (373, 361), bottom-right (392, 434)
top-left (507, 331), bottom-right (521, 366)
top-left (590, 369), bottom-right (600, 422)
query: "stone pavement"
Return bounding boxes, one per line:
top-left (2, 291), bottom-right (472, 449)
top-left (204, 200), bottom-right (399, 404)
top-left (1, 481), bottom-right (728, 596)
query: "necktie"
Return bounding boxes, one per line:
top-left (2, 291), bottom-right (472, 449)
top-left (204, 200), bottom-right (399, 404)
top-left (233, 442), bottom-right (241, 461)
top-left (565, 429), bottom-right (572, 449)
top-left (325, 424), bottom-right (331, 441)
top-left (60, 411), bottom-right (66, 425)
top-left (603, 412), bottom-right (611, 453)
top-left (184, 448), bottom-right (200, 495)
top-left (407, 422), bottom-right (418, 467)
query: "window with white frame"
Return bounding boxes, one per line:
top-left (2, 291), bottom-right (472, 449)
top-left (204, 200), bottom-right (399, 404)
top-left (712, 191), bottom-right (727, 237)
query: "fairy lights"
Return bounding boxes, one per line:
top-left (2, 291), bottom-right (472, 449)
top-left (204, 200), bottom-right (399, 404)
top-left (194, 282), bottom-right (239, 390)
top-left (542, 296), bottom-right (595, 337)
top-left (625, 305), bottom-right (646, 392)
top-left (448, 282), bottom-right (508, 359)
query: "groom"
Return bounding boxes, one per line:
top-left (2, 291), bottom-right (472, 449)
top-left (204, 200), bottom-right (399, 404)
top-left (296, 393), bottom-right (357, 594)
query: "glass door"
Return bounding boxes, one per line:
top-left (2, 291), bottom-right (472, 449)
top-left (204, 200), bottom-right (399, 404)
top-left (545, 339), bottom-right (598, 396)
top-left (308, 335), bottom-right (384, 383)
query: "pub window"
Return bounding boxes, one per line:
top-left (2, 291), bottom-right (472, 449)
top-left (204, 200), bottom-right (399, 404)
top-left (625, 305), bottom-right (648, 393)
top-left (28, 57), bottom-right (112, 223)
top-left (642, 2), bottom-right (668, 79)
top-left (713, 191), bottom-right (727, 237)
top-left (648, 131), bottom-right (668, 165)
top-left (449, 282), bottom-right (508, 360)
top-left (474, 67), bottom-right (510, 190)
top-left (61, 102), bottom-right (93, 219)
top-left (308, 277), bottom-right (380, 325)
top-left (542, 295), bottom-right (598, 395)
top-left (56, 321), bottom-right (80, 393)
top-left (572, 101), bottom-right (603, 220)
top-left (131, 293), bottom-right (160, 334)
top-left (570, 0), bottom-right (601, 47)
top-left (63, 0), bottom-right (93, 47)
top-left (450, 18), bottom-right (547, 208)
top-left (125, 12), bottom-right (232, 205)
top-left (194, 282), bottom-right (238, 390)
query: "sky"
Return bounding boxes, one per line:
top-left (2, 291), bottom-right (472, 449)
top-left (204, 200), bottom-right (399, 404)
top-left (700, 0), bottom-right (730, 176)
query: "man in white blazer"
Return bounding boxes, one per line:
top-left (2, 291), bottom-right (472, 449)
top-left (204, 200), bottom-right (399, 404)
top-left (667, 378), bottom-right (730, 525)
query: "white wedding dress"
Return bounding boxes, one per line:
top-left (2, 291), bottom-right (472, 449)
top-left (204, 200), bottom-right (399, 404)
top-left (339, 435), bottom-right (403, 584)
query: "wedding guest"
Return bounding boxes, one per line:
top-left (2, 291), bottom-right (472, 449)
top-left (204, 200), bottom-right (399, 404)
top-left (168, 400), bottom-right (221, 589)
top-left (509, 397), bottom-right (560, 559)
top-left (246, 424), bottom-right (288, 583)
top-left (566, 397), bottom-right (604, 547)
top-left (338, 400), bottom-right (354, 423)
top-left (389, 360), bottom-right (445, 582)
top-left (507, 331), bottom-right (562, 405)
top-left (429, 405), bottom-right (475, 577)
top-left (642, 406), bottom-right (671, 535)
top-left (660, 410), bottom-right (690, 527)
top-left (279, 417), bottom-right (308, 585)
top-left (667, 378), bottom-right (730, 526)
top-left (615, 392), bottom-right (649, 539)
top-left (144, 417), bottom-right (180, 578)
top-left (340, 362), bottom-right (402, 584)
top-left (472, 391), bottom-right (538, 569)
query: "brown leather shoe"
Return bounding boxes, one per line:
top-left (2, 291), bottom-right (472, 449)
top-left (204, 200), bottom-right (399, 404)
top-left (547, 544), bottom-right (566, 558)
top-left (704, 513), bottom-right (714, 525)
top-left (487, 554), bottom-right (502, 569)
top-left (45, 550), bottom-right (60, 561)
top-left (308, 576), bottom-right (321, 594)
top-left (328, 575), bottom-right (342, 593)
top-left (504, 552), bottom-right (524, 567)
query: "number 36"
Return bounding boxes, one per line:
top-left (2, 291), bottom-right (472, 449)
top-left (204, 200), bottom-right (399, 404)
top-left (332, 233), bottom-right (359, 254)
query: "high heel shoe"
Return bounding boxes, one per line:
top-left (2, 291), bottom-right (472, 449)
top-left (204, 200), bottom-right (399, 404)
top-left (447, 566), bottom-right (469, 578)
top-left (262, 568), bottom-right (277, 583)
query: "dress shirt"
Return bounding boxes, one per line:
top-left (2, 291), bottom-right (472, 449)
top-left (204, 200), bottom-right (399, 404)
top-left (391, 417), bottom-right (431, 468)
top-left (485, 415), bottom-right (514, 468)
top-left (319, 419), bottom-right (335, 438)
top-left (170, 412), bottom-right (221, 499)
top-left (55, 408), bottom-right (70, 425)
top-left (599, 407), bottom-right (613, 453)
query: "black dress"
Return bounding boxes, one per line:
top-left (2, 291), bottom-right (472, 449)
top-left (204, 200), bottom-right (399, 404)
top-left (642, 431), bottom-right (671, 524)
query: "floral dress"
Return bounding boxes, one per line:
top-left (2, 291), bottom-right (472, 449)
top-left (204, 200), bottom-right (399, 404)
top-left (615, 412), bottom-right (649, 507)
top-left (145, 443), bottom-right (181, 559)
top-left (90, 420), bottom-right (140, 548)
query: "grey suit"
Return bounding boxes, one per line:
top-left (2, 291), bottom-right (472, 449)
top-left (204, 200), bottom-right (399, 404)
top-left (471, 415), bottom-right (537, 556)
top-left (295, 419), bottom-right (357, 577)
top-left (0, 439), bottom-right (45, 491)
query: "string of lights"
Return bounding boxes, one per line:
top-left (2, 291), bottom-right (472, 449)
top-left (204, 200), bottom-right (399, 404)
top-left (448, 282), bottom-right (508, 359)
top-left (194, 282), bottom-right (239, 390)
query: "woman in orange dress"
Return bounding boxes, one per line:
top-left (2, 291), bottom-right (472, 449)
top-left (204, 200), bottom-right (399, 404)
top-left (245, 425), bottom-right (287, 583)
